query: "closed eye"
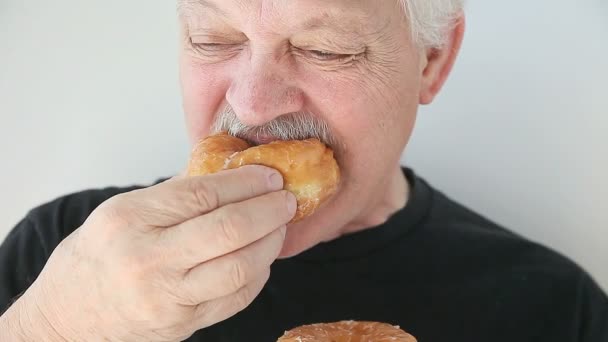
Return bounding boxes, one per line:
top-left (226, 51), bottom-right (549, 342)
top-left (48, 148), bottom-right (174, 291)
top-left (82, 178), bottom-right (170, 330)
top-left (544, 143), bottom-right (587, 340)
top-left (307, 49), bottom-right (352, 61)
top-left (191, 41), bottom-right (239, 51)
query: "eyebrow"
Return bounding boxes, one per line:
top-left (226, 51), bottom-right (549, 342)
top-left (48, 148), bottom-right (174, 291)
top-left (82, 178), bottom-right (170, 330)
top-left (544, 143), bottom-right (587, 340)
top-left (178, 0), bottom-right (370, 36)
top-left (300, 14), bottom-right (368, 37)
top-left (177, 0), bottom-right (227, 19)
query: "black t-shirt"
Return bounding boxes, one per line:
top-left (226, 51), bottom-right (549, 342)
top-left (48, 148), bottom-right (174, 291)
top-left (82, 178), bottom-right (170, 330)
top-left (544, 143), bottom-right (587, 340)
top-left (1, 168), bottom-right (607, 341)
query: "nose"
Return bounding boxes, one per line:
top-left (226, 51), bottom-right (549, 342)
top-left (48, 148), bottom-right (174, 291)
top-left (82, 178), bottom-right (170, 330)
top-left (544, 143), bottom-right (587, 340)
top-left (226, 53), bottom-right (304, 126)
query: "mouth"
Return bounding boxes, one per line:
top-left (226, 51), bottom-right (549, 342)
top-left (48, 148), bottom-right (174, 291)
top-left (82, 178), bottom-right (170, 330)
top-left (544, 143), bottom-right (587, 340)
top-left (230, 131), bottom-right (333, 150)
top-left (240, 133), bottom-right (283, 146)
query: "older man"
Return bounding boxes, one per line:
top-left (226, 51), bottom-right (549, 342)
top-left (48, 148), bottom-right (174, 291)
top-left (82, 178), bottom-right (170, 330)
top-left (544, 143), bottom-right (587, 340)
top-left (1, 0), bottom-right (606, 341)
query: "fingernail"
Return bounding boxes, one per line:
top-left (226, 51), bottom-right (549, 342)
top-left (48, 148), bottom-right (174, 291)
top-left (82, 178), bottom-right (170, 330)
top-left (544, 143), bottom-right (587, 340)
top-left (268, 172), bottom-right (284, 189)
top-left (285, 192), bottom-right (297, 214)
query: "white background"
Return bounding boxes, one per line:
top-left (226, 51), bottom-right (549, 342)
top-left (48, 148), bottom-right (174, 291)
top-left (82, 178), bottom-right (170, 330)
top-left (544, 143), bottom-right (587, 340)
top-left (1, 0), bottom-right (606, 290)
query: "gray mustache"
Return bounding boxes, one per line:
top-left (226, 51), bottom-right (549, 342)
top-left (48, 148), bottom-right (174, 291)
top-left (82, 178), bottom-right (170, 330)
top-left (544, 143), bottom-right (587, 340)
top-left (211, 106), bottom-right (338, 147)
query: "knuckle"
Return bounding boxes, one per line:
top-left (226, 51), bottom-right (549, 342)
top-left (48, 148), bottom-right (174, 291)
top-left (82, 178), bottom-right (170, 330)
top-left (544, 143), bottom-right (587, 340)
top-left (216, 209), bottom-right (250, 246)
top-left (107, 191), bottom-right (138, 212)
top-left (190, 179), bottom-right (220, 211)
top-left (173, 276), bottom-right (201, 307)
top-left (247, 177), bottom-right (259, 197)
top-left (229, 258), bottom-right (250, 290)
top-left (177, 289), bottom-right (200, 307)
top-left (192, 301), bottom-right (223, 330)
top-left (87, 199), bottom-right (130, 234)
top-left (247, 164), bottom-right (269, 177)
top-left (96, 196), bottom-right (124, 219)
top-left (234, 286), bottom-right (253, 311)
top-left (237, 166), bottom-right (271, 194)
top-left (233, 269), bottom-right (269, 311)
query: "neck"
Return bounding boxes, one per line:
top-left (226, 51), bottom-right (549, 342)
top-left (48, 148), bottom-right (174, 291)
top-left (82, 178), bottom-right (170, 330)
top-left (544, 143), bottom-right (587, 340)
top-left (339, 165), bottom-right (410, 236)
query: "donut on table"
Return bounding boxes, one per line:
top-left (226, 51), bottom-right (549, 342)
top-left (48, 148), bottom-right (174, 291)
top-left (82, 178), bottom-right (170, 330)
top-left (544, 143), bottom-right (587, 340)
top-left (276, 321), bottom-right (417, 342)
top-left (187, 132), bottom-right (340, 222)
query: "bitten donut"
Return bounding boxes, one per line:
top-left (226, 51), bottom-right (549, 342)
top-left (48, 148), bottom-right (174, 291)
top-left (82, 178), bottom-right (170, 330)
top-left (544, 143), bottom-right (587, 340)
top-left (187, 132), bottom-right (340, 222)
top-left (277, 321), bottom-right (417, 342)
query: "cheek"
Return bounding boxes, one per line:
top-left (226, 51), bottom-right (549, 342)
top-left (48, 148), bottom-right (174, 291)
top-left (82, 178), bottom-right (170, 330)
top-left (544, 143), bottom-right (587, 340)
top-left (303, 64), bottom-right (420, 172)
top-left (180, 56), bottom-right (231, 144)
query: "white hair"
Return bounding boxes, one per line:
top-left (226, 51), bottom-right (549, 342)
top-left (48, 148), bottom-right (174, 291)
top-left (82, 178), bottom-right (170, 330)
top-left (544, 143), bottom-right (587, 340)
top-left (212, 105), bottom-right (338, 148)
top-left (399, 0), bottom-right (465, 48)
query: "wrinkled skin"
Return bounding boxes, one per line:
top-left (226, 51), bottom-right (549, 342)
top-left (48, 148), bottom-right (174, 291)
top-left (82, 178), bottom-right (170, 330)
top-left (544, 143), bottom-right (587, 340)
top-left (0, 1), bottom-right (464, 341)
top-left (178, 0), bottom-right (464, 257)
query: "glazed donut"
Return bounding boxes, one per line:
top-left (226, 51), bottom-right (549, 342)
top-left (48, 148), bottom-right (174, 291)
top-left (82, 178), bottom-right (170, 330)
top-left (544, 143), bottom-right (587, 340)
top-left (277, 321), bottom-right (417, 342)
top-left (187, 132), bottom-right (340, 222)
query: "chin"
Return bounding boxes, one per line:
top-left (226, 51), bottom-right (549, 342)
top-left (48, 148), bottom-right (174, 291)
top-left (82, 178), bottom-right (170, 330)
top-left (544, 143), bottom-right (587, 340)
top-left (277, 243), bottom-right (301, 259)
top-left (276, 190), bottom-right (354, 259)
top-left (277, 220), bottom-right (314, 259)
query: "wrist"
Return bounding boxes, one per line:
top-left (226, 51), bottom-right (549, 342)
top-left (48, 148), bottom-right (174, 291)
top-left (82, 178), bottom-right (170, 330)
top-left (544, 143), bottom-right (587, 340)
top-left (0, 295), bottom-right (68, 342)
top-left (0, 303), bottom-right (27, 341)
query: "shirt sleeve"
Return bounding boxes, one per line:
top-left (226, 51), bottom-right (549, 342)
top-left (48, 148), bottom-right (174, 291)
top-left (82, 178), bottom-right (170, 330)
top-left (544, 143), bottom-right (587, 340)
top-left (579, 273), bottom-right (608, 341)
top-left (0, 217), bottom-right (50, 314)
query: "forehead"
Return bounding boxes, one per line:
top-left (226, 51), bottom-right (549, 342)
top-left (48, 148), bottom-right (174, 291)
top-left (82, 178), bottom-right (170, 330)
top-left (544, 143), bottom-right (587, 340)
top-left (178, 0), bottom-right (394, 31)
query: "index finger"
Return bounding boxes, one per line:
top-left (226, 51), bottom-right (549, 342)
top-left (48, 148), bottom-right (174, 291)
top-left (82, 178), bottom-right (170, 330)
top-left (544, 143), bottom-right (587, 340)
top-left (120, 165), bottom-right (284, 227)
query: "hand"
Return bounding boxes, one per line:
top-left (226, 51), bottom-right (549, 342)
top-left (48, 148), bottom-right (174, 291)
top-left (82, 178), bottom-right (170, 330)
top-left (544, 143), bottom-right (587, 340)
top-left (10, 165), bottom-right (296, 341)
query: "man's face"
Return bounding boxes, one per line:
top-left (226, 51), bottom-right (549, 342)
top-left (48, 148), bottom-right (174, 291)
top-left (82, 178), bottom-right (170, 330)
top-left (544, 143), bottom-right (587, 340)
top-left (178, 0), bottom-right (424, 257)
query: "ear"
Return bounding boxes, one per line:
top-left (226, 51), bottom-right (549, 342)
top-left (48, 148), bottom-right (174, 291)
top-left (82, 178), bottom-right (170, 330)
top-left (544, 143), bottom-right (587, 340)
top-left (419, 13), bottom-right (466, 105)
